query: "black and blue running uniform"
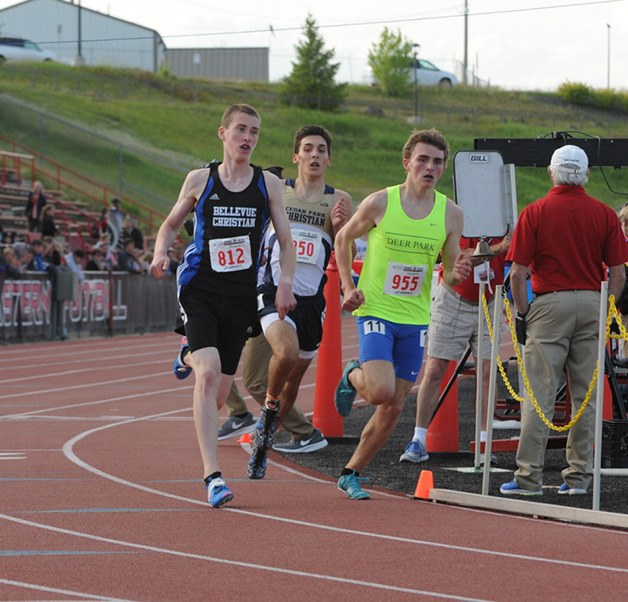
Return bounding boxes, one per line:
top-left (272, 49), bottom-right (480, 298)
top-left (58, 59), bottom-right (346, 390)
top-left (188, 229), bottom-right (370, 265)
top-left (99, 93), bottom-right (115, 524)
top-left (176, 162), bottom-right (271, 374)
top-left (178, 161), bottom-right (271, 297)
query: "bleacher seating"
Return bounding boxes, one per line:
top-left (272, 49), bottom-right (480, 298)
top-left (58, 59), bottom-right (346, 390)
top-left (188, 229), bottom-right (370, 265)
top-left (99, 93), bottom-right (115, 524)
top-left (0, 182), bottom-right (100, 249)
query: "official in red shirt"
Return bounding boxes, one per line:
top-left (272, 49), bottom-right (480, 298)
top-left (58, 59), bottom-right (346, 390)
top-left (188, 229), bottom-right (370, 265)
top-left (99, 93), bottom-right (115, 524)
top-left (501, 145), bottom-right (627, 497)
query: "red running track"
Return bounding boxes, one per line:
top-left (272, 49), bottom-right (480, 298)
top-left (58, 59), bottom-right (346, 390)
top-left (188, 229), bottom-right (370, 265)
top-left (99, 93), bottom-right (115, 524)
top-left (1, 320), bottom-right (626, 601)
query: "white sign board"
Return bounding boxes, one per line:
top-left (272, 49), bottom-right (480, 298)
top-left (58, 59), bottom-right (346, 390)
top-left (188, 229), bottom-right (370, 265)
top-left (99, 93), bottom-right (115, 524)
top-left (453, 150), bottom-right (517, 238)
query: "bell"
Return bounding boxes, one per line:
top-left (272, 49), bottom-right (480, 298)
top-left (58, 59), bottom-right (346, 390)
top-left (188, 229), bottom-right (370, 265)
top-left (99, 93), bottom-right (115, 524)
top-left (472, 239), bottom-right (495, 260)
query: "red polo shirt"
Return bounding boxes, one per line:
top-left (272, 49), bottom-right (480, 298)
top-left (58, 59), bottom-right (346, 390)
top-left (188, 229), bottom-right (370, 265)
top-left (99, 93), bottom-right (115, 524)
top-left (507, 186), bottom-right (627, 293)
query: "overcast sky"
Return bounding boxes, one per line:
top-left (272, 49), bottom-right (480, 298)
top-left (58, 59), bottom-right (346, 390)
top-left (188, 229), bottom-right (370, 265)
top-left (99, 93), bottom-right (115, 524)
top-left (2, 0), bottom-right (626, 91)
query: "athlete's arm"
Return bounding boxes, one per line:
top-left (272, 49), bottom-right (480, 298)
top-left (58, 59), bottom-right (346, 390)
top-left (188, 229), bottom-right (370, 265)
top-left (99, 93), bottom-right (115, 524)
top-left (335, 190), bottom-right (386, 311)
top-left (265, 171), bottom-right (297, 319)
top-left (440, 199), bottom-right (472, 287)
top-left (150, 168), bottom-right (207, 279)
top-left (331, 190), bottom-right (357, 260)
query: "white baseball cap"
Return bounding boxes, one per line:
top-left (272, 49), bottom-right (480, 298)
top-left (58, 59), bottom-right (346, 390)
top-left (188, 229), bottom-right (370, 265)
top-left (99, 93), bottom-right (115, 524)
top-left (550, 145), bottom-right (589, 174)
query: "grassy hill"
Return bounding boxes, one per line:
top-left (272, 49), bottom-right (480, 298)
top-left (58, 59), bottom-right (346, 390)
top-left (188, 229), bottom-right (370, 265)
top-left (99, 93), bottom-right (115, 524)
top-left (1, 62), bottom-right (627, 226)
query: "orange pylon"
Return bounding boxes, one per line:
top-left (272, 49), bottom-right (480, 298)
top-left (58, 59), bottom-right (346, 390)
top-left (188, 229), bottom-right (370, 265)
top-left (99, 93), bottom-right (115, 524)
top-left (237, 432), bottom-right (252, 444)
top-left (312, 252), bottom-right (344, 438)
top-left (413, 469), bottom-right (434, 499)
top-left (426, 360), bottom-right (460, 452)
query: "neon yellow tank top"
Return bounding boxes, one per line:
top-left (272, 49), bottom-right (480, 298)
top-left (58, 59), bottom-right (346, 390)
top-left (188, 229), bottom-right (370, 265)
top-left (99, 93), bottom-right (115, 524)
top-left (355, 186), bottom-right (447, 325)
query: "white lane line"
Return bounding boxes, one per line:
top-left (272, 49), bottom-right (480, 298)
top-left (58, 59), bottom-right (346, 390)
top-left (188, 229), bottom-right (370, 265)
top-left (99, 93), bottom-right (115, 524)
top-left (60, 408), bottom-right (628, 574)
top-left (0, 513), bottom-right (490, 601)
top-left (0, 371), bottom-right (182, 402)
top-left (0, 452), bottom-right (27, 460)
top-left (0, 379), bottom-right (314, 421)
top-left (0, 358), bottom-right (170, 385)
top-left (0, 577), bottom-right (134, 601)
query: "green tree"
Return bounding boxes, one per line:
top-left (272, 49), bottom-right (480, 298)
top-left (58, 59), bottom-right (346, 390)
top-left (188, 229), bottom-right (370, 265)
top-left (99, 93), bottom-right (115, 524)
top-left (281, 13), bottom-right (347, 112)
top-left (368, 28), bottom-right (413, 97)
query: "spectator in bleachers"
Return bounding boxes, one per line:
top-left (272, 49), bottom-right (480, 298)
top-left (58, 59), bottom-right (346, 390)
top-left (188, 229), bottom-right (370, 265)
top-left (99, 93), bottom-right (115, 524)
top-left (85, 248), bottom-right (106, 271)
top-left (122, 216), bottom-right (144, 250)
top-left (40, 205), bottom-right (58, 238)
top-left (117, 238), bottom-right (144, 274)
top-left (42, 236), bottom-right (63, 267)
top-left (139, 249), bottom-right (153, 273)
top-left (167, 241), bottom-right (184, 274)
top-left (166, 247), bottom-right (180, 274)
top-left (64, 248), bottom-right (87, 282)
top-left (93, 231), bottom-right (117, 270)
top-left (90, 207), bottom-right (109, 242)
top-left (28, 240), bottom-right (47, 271)
top-left (25, 181), bottom-right (48, 232)
top-left (108, 198), bottom-right (125, 248)
top-left (15, 243), bottom-right (34, 274)
top-left (1, 245), bottom-right (22, 279)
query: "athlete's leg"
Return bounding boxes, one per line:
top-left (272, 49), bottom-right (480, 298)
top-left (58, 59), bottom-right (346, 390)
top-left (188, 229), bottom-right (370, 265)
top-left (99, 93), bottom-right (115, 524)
top-left (345, 374), bottom-right (415, 472)
top-left (264, 318), bottom-right (300, 403)
top-left (186, 346), bottom-right (232, 479)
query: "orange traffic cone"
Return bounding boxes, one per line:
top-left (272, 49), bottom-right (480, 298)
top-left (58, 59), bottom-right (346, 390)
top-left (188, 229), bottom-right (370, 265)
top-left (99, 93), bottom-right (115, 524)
top-left (312, 252), bottom-right (344, 438)
top-left (426, 360), bottom-right (460, 452)
top-left (413, 469), bottom-right (434, 500)
top-left (237, 432), bottom-right (253, 444)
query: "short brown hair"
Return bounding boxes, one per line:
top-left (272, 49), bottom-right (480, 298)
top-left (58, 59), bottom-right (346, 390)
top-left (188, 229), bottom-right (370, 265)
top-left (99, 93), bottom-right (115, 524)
top-left (293, 124), bottom-right (332, 156)
top-left (402, 128), bottom-right (449, 163)
top-left (221, 104), bottom-right (260, 128)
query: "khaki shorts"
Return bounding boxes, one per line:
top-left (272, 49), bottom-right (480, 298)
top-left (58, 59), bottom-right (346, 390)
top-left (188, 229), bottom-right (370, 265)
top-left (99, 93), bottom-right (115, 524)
top-left (427, 283), bottom-right (493, 361)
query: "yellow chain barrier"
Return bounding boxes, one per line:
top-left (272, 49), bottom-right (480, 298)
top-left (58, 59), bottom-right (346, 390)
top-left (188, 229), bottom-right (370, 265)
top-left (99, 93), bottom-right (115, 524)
top-left (481, 291), bottom-right (623, 432)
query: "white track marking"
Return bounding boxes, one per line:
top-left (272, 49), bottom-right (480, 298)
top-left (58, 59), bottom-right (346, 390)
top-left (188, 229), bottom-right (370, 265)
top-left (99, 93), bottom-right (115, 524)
top-left (0, 514), bottom-right (491, 601)
top-left (58, 408), bottom-right (628, 574)
top-left (0, 358), bottom-right (171, 385)
top-left (0, 386), bottom-right (190, 420)
top-left (0, 578), bottom-right (133, 601)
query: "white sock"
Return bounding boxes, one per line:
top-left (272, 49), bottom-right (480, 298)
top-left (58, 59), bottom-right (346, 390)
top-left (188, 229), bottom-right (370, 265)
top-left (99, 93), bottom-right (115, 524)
top-left (414, 427), bottom-right (428, 445)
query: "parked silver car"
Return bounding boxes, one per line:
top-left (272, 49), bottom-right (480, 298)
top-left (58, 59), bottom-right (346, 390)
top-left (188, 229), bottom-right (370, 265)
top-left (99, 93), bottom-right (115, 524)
top-left (0, 37), bottom-right (56, 63)
top-left (411, 59), bottom-right (458, 87)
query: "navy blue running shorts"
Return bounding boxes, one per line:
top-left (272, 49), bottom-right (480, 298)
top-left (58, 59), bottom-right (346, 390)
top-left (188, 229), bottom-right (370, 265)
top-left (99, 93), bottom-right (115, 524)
top-left (178, 286), bottom-right (258, 375)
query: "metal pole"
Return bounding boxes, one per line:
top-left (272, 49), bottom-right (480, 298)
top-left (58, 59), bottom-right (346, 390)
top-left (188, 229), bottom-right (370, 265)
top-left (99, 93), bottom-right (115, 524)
top-left (482, 285), bottom-right (503, 496)
top-left (606, 23), bottom-right (611, 89)
top-left (592, 280), bottom-right (608, 511)
top-left (474, 281), bottom-right (485, 468)
top-left (412, 43), bottom-right (420, 122)
top-left (463, 0), bottom-right (469, 85)
top-left (78, 1), bottom-right (83, 60)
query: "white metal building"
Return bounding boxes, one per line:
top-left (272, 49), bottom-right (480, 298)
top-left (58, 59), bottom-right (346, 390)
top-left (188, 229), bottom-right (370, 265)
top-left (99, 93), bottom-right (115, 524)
top-left (165, 47), bottom-right (269, 82)
top-left (0, 0), bottom-right (165, 71)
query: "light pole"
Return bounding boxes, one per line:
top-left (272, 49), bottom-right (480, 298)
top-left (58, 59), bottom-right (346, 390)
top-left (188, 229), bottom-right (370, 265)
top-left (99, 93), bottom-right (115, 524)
top-left (413, 43), bottom-right (420, 123)
top-left (606, 23), bottom-right (611, 89)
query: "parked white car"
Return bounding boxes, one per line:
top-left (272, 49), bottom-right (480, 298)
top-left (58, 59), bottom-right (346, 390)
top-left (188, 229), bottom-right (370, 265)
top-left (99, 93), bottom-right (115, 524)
top-left (0, 37), bottom-right (56, 63)
top-left (411, 59), bottom-right (458, 87)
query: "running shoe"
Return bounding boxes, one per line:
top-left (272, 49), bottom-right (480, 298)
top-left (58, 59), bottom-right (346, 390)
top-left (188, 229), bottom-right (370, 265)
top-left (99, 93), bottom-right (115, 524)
top-left (172, 336), bottom-right (192, 380)
top-left (499, 479), bottom-right (542, 496)
top-left (217, 413), bottom-right (256, 440)
top-left (247, 403), bottom-right (280, 480)
top-left (206, 477), bottom-right (234, 508)
top-left (334, 360), bottom-right (360, 417)
top-left (557, 482), bottom-right (588, 495)
top-left (272, 429), bottom-right (328, 454)
top-left (399, 439), bottom-right (429, 463)
top-left (337, 472), bottom-right (371, 500)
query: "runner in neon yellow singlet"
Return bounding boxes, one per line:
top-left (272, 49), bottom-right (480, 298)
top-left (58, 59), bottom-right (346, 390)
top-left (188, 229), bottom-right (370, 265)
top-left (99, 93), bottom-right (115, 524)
top-left (355, 184), bottom-right (447, 325)
top-left (333, 128), bottom-right (473, 500)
